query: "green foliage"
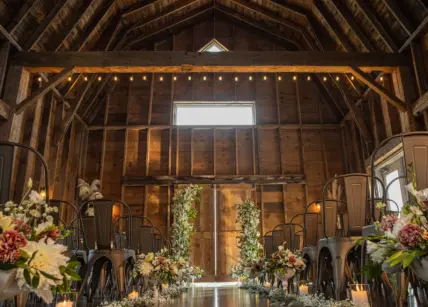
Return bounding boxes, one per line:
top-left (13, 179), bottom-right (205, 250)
top-left (170, 185), bottom-right (202, 260)
top-left (359, 263), bottom-right (383, 280)
top-left (387, 249), bottom-right (427, 269)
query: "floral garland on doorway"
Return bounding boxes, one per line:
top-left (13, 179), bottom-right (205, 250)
top-left (231, 199), bottom-right (263, 280)
top-left (170, 185), bottom-right (202, 260)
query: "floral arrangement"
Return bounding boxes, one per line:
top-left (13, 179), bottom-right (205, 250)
top-left (268, 244), bottom-right (306, 278)
top-left (134, 248), bottom-right (203, 285)
top-left (77, 178), bottom-right (103, 216)
top-left (356, 163), bottom-right (428, 276)
top-left (0, 179), bottom-right (80, 303)
top-left (170, 185), bottom-right (202, 260)
top-left (231, 199), bottom-right (263, 279)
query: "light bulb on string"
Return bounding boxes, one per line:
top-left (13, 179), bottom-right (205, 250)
top-left (188, 75), bottom-right (192, 81)
top-left (67, 76), bottom-right (72, 82)
top-left (159, 76), bottom-right (164, 81)
top-left (37, 77), bottom-right (42, 82)
top-left (129, 76), bottom-right (134, 81)
top-left (351, 75), bottom-right (355, 81)
top-left (323, 76), bottom-right (327, 82)
top-left (335, 76), bottom-right (340, 81)
top-left (278, 76), bottom-right (282, 81)
top-left (98, 76), bottom-right (102, 81)
top-left (263, 75), bottom-right (267, 80)
top-left (143, 76), bottom-right (147, 81)
top-left (84, 76), bottom-right (88, 82)
top-left (307, 75), bottom-right (311, 81)
top-left (218, 76), bottom-right (222, 81)
top-left (173, 76), bottom-right (177, 81)
top-left (114, 76), bottom-right (118, 82)
top-left (249, 76), bottom-right (253, 81)
top-left (380, 76), bottom-right (384, 81)
top-left (235, 76), bottom-right (239, 82)
top-left (203, 76), bottom-right (207, 81)
top-left (293, 76), bottom-right (297, 81)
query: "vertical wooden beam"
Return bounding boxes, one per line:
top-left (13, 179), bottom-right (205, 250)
top-left (340, 126), bottom-right (350, 173)
top-left (145, 129), bottom-right (151, 176)
top-left (410, 42), bottom-right (428, 96)
top-left (40, 94), bottom-right (56, 186)
top-left (260, 185), bottom-right (264, 237)
top-left (167, 185), bottom-right (171, 238)
top-left (176, 128), bottom-right (179, 175)
top-left (380, 97), bottom-right (393, 137)
top-left (275, 73), bottom-right (281, 124)
top-left (235, 128), bottom-right (239, 175)
top-left (295, 79), bottom-right (308, 203)
top-left (368, 98), bottom-right (380, 147)
top-left (252, 128), bottom-right (256, 175)
top-left (0, 41), bottom-right (11, 98)
top-left (282, 184), bottom-right (287, 223)
top-left (190, 128), bottom-right (194, 176)
top-left (213, 128), bottom-right (216, 176)
top-left (256, 128), bottom-right (261, 175)
top-left (350, 122), bottom-right (363, 173)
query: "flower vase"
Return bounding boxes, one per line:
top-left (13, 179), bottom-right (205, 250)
top-left (274, 269), bottom-right (296, 295)
top-left (410, 257), bottom-right (428, 282)
top-left (0, 269), bottom-right (23, 301)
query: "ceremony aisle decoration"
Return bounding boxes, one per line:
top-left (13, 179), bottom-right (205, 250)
top-left (356, 164), bottom-right (428, 281)
top-left (0, 179), bottom-right (80, 304)
top-left (231, 199), bottom-right (263, 281)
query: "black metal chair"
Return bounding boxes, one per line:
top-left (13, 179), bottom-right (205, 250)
top-left (271, 222), bottom-right (302, 252)
top-left (77, 199), bottom-right (135, 302)
top-left (0, 141), bottom-right (49, 204)
top-left (114, 216), bottom-right (155, 254)
top-left (262, 231), bottom-right (274, 258)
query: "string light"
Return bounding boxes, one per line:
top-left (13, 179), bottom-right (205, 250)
top-left (114, 76), bottom-right (118, 81)
top-left (143, 75), bottom-right (147, 81)
top-left (293, 75), bottom-right (297, 81)
top-left (380, 76), bottom-right (384, 81)
top-left (68, 76), bottom-right (72, 82)
top-left (218, 76), bottom-right (222, 81)
top-left (173, 76), bottom-right (177, 81)
top-left (159, 76), bottom-right (164, 81)
top-left (323, 76), bottom-right (327, 82)
top-left (203, 76), bottom-right (207, 81)
top-left (263, 75), bottom-right (267, 80)
top-left (307, 75), bottom-right (311, 81)
top-left (249, 76), bottom-right (253, 81)
top-left (98, 76), bottom-right (102, 81)
top-left (235, 76), bottom-right (239, 82)
top-left (278, 76), bottom-right (282, 81)
top-left (37, 77), bottom-right (42, 82)
top-left (84, 76), bottom-right (88, 81)
top-left (129, 76), bottom-right (134, 81)
top-left (351, 75), bottom-right (355, 81)
top-left (188, 75), bottom-right (192, 81)
top-left (335, 76), bottom-right (340, 81)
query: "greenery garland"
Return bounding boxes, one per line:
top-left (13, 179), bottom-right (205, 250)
top-left (233, 199), bottom-right (262, 278)
top-left (170, 185), bottom-right (202, 260)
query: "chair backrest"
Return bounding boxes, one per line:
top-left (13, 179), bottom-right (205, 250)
top-left (324, 200), bottom-right (338, 238)
top-left (79, 199), bottom-right (132, 250)
top-left (263, 235), bottom-right (274, 257)
top-left (154, 235), bottom-right (162, 253)
top-left (294, 231), bottom-right (303, 251)
top-left (0, 142), bottom-right (49, 204)
top-left (304, 213), bottom-right (320, 246)
top-left (344, 176), bottom-right (368, 236)
top-left (114, 216), bottom-right (155, 253)
top-left (50, 199), bottom-right (78, 227)
top-left (403, 135), bottom-right (428, 189)
top-left (140, 225), bottom-right (155, 254)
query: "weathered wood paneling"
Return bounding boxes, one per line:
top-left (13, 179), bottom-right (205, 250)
top-left (101, 130), bottom-right (125, 199)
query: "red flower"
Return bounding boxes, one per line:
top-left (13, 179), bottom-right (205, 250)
top-left (398, 224), bottom-right (423, 248)
top-left (13, 220), bottom-right (31, 237)
top-left (37, 228), bottom-right (61, 242)
top-left (288, 256), bottom-right (296, 264)
top-left (0, 231), bottom-right (27, 263)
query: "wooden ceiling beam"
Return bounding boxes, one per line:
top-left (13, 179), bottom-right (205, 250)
top-left (14, 67), bottom-right (75, 114)
top-left (6, 0), bottom-right (37, 34)
top-left (11, 51), bottom-right (409, 73)
top-left (81, 74), bottom-right (111, 119)
top-left (328, 0), bottom-right (375, 52)
top-left (313, 1), bottom-right (354, 51)
top-left (23, 0), bottom-right (68, 51)
top-left (381, 0), bottom-right (414, 36)
top-left (354, 0), bottom-right (398, 52)
top-left (349, 66), bottom-right (406, 112)
top-left (121, 0), bottom-right (161, 20)
top-left (313, 76), bottom-right (345, 118)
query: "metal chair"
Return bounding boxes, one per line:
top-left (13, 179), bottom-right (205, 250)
top-left (77, 199), bottom-right (135, 302)
top-left (272, 222), bottom-right (303, 252)
top-left (0, 141), bottom-right (49, 204)
top-left (317, 174), bottom-right (384, 300)
top-left (114, 216), bottom-right (155, 254)
top-left (262, 231), bottom-right (274, 258)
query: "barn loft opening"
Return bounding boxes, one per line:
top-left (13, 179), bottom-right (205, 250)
top-left (174, 102), bottom-right (255, 125)
top-left (199, 39), bottom-right (229, 52)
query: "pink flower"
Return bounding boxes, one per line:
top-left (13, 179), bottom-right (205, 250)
top-left (398, 224), bottom-right (423, 247)
top-left (0, 231), bottom-right (27, 263)
top-left (288, 255), bottom-right (296, 265)
top-left (381, 214), bottom-right (399, 232)
top-left (13, 220), bottom-right (31, 237)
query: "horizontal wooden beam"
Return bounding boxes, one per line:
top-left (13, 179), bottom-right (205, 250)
top-left (122, 174), bottom-right (306, 186)
top-left (12, 51), bottom-right (410, 73)
top-left (412, 91), bottom-right (428, 115)
top-left (14, 67), bottom-right (74, 114)
top-left (0, 99), bottom-right (10, 120)
top-left (349, 66), bottom-right (406, 112)
top-left (86, 124), bottom-right (340, 131)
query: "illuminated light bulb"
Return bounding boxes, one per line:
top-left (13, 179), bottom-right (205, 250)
top-left (307, 75), bottom-right (311, 81)
top-left (380, 76), bottom-right (384, 81)
top-left (316, 203), bottom-right (321, 212)
top-left (293, 75), bottom-right (297, 81)
top-left (263, 75), bottom-right (267, 80)
top-left (335, 76), bottom-right (340, 81)
top-left (114, 76), bottom-right (118, 81)
top-left (235, 76), bottom-right (239, 82)
top-left (188, 75), bottom-right (192, 81)
top-left (37, 77), bottom-right (42, 82)
top-left (351, 75), bottom-right (355, 81)
top-left (129, 76), bottom-right (134, 81)
top-left (249, 76), bottom-right (253, 81)
top-left (143, 76), bottom-right (147, 81)
top-left (98, 76), bottom-right (102, 81)
top-left (278, 76), bottom-right (282, 81)
top-left (323, 76), bottom-right (327, 82)
top-left (84, 76), bottom-right (88, 81)
top-left (173, 76), bottom-right (177, 81)
top-left (159, 76), bottom-right (163, 81)
top-left (203, 76), bottom-right (207, 81)
top-left (67, 76), bottom-right (72, 82)
top-left (218, 76), bottom-right (222, 81)
top-left (39, 188), bottom-right (46, 200)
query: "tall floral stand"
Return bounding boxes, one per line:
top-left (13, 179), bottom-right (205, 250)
top-left (274, 269), bottom-right (296, 295)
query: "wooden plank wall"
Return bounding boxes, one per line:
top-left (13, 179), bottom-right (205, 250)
top-left (82, 19), bottom-right (347, 251)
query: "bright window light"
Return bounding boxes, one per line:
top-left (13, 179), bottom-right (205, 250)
top-left (386, 170), bottom-right (404, 211)
top-left (174, 103), bottom-right (255, 125)
top-left (199, 39), bottom-right (228, 52)
top-left (206, 44), bottom-right (222, 52)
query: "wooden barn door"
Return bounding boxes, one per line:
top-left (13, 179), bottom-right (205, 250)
top-left (216, 184), bottom-right (253, 281)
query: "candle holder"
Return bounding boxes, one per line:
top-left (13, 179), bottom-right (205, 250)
top-left (55, 292), bottom-right (77, 307)
top-left (298, 280), bottom-right (309, 295)
top-left (127, 286), bottom-right (139, 300)
top-left (349, 284), bottom-right (371, 307)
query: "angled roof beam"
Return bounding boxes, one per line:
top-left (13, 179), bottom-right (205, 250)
top-left (354, 0), bottom-right (398, 52)
top-left (6, 0), bottom-right (37, 34)
top-left (14, 67), bottom-right (75, 114)
top-left (381, 0), bottom-right (414, 36)
top-left (328, 0), bottom-right (375, 52)
top-left (81, 74), bottom-right (112, 119)
top-left (349, 66), bottom-right (406, 112)
top-left (23, 0), bottom-right (68, 51)
top-left (121, 0), bottom-right (161, 20)
top-left (313, 1), bottom-right (354, 51)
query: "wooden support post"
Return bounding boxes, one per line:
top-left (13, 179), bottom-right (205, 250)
top-left (176, 128), bottom-right (179, 176)
top-left (190, 129), bottom-right (194, 176)
top-left (282, 184), bottom-right (287, 223)
top-left (213, 128), bottom-right (216, 176)
top-left (235, 128), bottom-right (239, 176)
top-left (368, 97), bottom-right (380, 147)
top-left (260, 185), bottom-right (264, 236)
top-left (252, 128), bottom-right (256, 175)
top-left (340, 126), bottom-right (350, 173)
top-left (350, 122), bottom-right (363, 173)
top-left (167, 185), bottom-right (171, 238)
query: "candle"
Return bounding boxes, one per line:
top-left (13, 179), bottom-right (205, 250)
top-left (350, 284), bottom-right (370, 307)
top-left (264, 282), bottom-right (271, 287)
top-left (299, 285), bottom-right (309, 295)
top-left (127, 290), bottom-right (138, 299)
top-left (56, 300), bottom-right (73, 307)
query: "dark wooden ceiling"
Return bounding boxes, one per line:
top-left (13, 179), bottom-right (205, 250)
top-left (1, 0), bottom-right (428, 125)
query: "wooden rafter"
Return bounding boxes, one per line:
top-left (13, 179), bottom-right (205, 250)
top-left (349, 66), bottom-right (406, 112)
top-left (354, 0), bottom-right (398, 52)
top-left (381, 0), bottom-right (414, 36)
top-left (14, 67), bottom-right (75, 114)
top-left (121, 0), bottom-right (161, 20)
top-left (6, 0), bottom-right (37, 34)
top-left (81, 74), bottom-right (112, 119)
top-left (328, 0), bottom-right (375, 52)
top-left (313, 1), bottom-right (354, 51)
top-left (12, 51), bottom-right (409, 73)
top-left (313, 76), bottom-right (345, 117)
top-left (23, 0), bottom-right (68, 51)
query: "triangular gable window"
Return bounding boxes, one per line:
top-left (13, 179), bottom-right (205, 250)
top-left (199, 39), bottom-right (229, 52)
